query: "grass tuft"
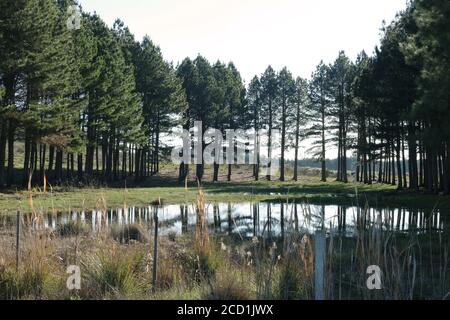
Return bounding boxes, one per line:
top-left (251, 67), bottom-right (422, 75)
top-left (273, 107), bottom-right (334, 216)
top-left (110, 224), bottom-right (148, 244)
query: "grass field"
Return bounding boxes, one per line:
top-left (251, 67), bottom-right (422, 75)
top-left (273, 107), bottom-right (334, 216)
top-left (2, 148), bottom-right (450, 215)
top-left (0, 165), bottom-right (448, 300)
top-left (1, 172), bottom-right (449, 215)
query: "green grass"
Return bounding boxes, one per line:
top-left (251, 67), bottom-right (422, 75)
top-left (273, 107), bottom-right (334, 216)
top-left (0, 180), bottom-right (444, 213)
top-left (1, 177), bottom-right (449, 215)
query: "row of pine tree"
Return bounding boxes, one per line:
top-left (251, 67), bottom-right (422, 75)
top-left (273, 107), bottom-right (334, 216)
top-left (0, 0), bottom-right (449, 194)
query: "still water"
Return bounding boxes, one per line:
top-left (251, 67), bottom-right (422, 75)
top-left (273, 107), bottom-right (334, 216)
top-left (0, 202), bottom-right (447, 238)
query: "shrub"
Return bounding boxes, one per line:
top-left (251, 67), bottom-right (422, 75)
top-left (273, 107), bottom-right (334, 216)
top-left (81, 246), bottom-right (147, 299)
top-left (204, 272), bottom-right (251, 300)
top-left (110, 224), bottom-right (148, 244)
top-left (0, 266), bottom-right (54, 300)
top-left (56, 221), bottom-right (88, 237)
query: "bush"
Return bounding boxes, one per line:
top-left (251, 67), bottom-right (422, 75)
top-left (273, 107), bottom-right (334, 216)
top-left (0, 266), bottom-right (53, 300)
top-left (110, 224), bottom-right (148, 244)
top-left (81, 247), bottom-right (146, 299)
top-left (204, 273), bottom-right (251, 300)
top-left (56, 221), bottom-right (88, 237)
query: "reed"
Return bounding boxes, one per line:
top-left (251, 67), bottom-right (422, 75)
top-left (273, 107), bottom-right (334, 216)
top-left (325, 204), bottom-right (450, 300)
top-left (195, 184), bottom-right (210, 257)
top-left (0, 193), bottom-right (448, 300)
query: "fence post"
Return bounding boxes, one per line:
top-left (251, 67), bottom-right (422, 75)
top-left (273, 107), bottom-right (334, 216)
top-left (16, 210), bottom-right (20, 271)
top-left (314, 229), bottom-right (326, 300)
top-left (152, 209), bottom-right (159, 292)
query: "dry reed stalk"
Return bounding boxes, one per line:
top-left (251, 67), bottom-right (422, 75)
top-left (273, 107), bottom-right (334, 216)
top-left (195, 184), bottom-right (210, 257)
top-left (95, 195), bottom-right (108, 233)
top-left (27, 170), bottom-right (38, 222)
top-left (43, 174), bottom-right (47, 194)
top-left (298, 234), bottom-right (314, 279)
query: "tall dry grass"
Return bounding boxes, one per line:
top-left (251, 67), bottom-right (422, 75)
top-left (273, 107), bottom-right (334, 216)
top-left (0, 189), bottom-right (448, 300)
top-left (325, 205), bottom-right (450, 300)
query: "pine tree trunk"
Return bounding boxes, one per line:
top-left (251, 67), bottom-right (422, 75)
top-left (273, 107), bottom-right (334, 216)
top-left (280, 98), bottom-right (286, 182)
top-left (55, 149), bottom-right (63, 184)
top-left (213, 163), bottom-right (219, 182)
top-left (408, 122), bottom-right (418, 190)
top-left (66, 152), bottom-right (71, 181)
top-left (6, 122), bottom-right (15, 187)
top-left (396, 134), bottom-right (402, 189)
top-left (155, 124), bottom-right (160, 174)
top-left (196, 140), bottom-right (205, 183)
top-left (266, 98), bottom-right (273, 181)
top-left (254, 132), bottom-right (260, 181)
top-left (95, 145), bottom-right (99, 174)
top-left (444, 142), bottom-right (450, 194)
top-left (0, 123), bottom-right (6, 188)
top-left (40, 144), bottom-right (47, 184)
top-left (122, 145), bottom-right (127, 179)
top-left (129, 145), bottom-right (133, 176)
top-left (135, 149), bottom-right (141, 182)
top-left (77, 153), bottom-right (83, 181)
top-left (113, 139), bottom-right (120, 181)
top-left (378, 148), bottom-right (383, 183)
top-left (293, 102), bottom-right (300, 181)
top-left (321, 108), bottom-right (326, 182)
top-left (86, 144), bottom-right (95, 178)
top-left (337, 125), bottom-right (342, 182)
top-left (391, 142), bottom-right (396, 185)
top-left (22, 136), bottom-right (31, 187)
top-left (342, 125), bottom-right (348, 183)
top-left (48, 146), bottom-right (55, 174)
top-left (401, 131), bottom-right (407, 188)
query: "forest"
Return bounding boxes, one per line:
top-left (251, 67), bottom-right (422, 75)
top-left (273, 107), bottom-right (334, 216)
top-left (0, 0), bottom-right (449, 194)
top-left (1, 0), bottom-right (450, 304)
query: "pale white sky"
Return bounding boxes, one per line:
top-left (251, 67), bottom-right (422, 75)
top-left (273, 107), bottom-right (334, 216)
top-left (79, 0), bottom-right (407, 83)
top-left (78, 0), bottom-right (408, 160)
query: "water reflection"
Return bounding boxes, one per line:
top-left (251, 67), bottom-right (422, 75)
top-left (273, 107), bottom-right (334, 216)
top-left (0, 202), bottom-right (447, 238)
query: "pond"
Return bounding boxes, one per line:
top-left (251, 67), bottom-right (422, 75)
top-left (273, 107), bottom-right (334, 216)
top-left (0, 201), bottom-right (448, 300)
top-left (0, 202), bottom-right (447, 238)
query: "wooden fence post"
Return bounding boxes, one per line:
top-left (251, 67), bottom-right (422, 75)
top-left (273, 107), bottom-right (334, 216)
top-left (152, 209), bottom-right (159, 292)
top-left (314, 229), bottom-right (326, 300)
top-left (16, 210), bottom-right (20, 271)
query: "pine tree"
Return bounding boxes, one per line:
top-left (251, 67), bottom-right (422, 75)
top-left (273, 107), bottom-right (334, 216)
top-left (306, 62), bottom-right (333, 182)
top-left (328, 51), bottom-right (355, 183)
top-left (260, 66), bottom-right (279, 181)
top-left (134, 36), bottom-right (187, 177)
top-left (402, 0), bottom-right (450, 193)
top-left (224, 62), bottom-right (246, 181)
top-left (0, 0), bottom-right (81, 187)
top-left (277, 67), bottom-right (296, 181)
top-left (247, 76), bottom-right (263, 180)
top-left (177, 56), bottom-right (217, 182)
top-left (353, 51), bottom-right (372, 184)
top-left (0, 0), bottom-right (33, 187)
top-left (292, 77), bottom-right (309, 181)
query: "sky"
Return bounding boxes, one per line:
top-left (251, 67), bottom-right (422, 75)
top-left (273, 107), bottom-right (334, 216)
top-left (77, 0), bottom-right (408, 160)
top-left (78, 0), bottom-right (408, 83)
